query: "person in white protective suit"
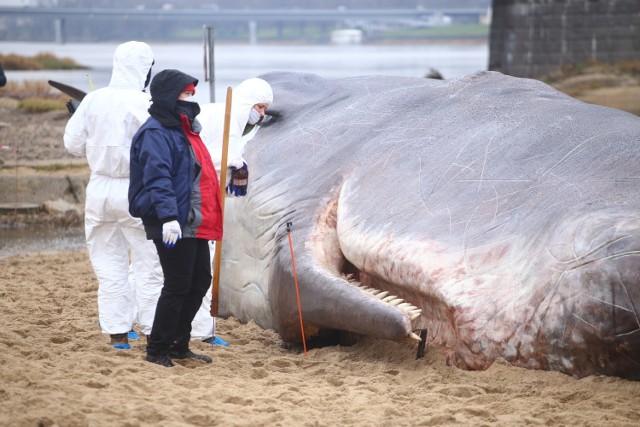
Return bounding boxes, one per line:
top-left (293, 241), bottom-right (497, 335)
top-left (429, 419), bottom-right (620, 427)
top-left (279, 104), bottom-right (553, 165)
top-left (191, 77), bottom-right (273, 345)
top-left (63, 41), bottom-right (163, 350)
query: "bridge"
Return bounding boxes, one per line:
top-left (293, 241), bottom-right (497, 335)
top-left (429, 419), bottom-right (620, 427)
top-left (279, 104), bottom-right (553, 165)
top-left (0, 7), bottom-right (488, 22)
top-left (0, 6), bottom-right (489, 43)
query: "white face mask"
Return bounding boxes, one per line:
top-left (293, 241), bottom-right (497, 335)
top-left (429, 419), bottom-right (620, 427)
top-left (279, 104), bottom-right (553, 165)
top-left (247, 108), bottom-right (261, 125)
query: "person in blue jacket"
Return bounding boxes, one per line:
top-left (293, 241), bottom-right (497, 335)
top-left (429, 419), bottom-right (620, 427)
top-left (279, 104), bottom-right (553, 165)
top-left (129, 69), bottom-right (223, 367)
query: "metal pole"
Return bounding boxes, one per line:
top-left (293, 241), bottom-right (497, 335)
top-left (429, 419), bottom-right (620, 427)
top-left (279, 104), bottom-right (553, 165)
top-left (248, 20), bottom-right (257, 45)
top-left (203, 25), bottom-right (215, 102)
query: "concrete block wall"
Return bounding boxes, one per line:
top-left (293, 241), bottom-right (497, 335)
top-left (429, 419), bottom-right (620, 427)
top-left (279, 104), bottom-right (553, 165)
top-left (489, 0), bottom-right (640, 78)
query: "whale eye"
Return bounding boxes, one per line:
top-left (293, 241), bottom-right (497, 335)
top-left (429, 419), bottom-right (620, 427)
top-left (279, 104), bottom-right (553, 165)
top-left (257, 111), bottom-right (279, 128)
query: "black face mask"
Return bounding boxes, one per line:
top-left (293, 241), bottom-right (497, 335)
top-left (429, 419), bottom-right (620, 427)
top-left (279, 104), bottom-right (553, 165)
top-left (176, 100), bottom-right (201, 123)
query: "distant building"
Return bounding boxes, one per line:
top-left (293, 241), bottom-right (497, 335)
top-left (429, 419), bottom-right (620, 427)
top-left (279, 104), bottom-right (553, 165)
top-left (331, 29), bottom-right (363, 45)
top-left (489, 0), bottom-right (640, 78)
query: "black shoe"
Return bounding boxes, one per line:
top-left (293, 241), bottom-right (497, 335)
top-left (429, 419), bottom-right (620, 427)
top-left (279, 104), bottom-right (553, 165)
top-left (169, 350), bottom-right (212, 364)
top-left (146, 354), bottom-right (174, 367)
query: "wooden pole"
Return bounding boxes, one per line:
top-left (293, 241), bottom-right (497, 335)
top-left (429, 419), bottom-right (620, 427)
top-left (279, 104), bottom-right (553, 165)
top-left (211, 86), bottom-right (232, 317)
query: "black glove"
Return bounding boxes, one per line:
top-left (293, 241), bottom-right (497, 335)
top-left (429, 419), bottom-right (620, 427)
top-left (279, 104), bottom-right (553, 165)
top-left (226, 162), bottom-right (248, 197)
top-left (66, 99), bottom-right (80, 115)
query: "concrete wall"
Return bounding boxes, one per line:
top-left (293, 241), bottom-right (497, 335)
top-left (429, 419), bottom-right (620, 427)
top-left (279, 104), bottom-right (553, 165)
top-left (0, 173), bottom-right (88, 205)
top-left (489, 0), bottom-right (640, 78)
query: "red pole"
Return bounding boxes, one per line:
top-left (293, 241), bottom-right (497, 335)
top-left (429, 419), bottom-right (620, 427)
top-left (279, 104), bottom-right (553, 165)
top-left (286, 221), bottom-right (307, 355)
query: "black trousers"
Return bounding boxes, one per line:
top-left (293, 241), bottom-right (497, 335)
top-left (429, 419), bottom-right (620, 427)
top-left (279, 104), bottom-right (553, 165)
top-left (147, 238), bottom-right (211, 357)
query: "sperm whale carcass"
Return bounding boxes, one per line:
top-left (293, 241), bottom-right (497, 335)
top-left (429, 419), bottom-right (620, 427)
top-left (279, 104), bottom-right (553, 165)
top-left (217, 70), bottom-right (640, 380)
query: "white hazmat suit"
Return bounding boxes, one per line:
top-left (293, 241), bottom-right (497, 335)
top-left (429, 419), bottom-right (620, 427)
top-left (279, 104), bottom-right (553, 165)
top-left (191, 78), bottom-right (274, 340)
top-left (63, 41), bottom-right (163, 340)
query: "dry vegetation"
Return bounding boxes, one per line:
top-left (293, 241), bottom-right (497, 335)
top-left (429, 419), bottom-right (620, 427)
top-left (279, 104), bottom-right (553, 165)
top-left (543, 60), bottom-right (640, 116)
top-left (0, 52), bottom-right (87, 113)
top-left (0, 79), bottom-right (69, 112)
top-left (0, 52), bottom-right (88, 71)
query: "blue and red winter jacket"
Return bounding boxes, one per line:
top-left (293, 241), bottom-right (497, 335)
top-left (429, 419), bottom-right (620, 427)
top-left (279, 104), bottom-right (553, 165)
top-left (128, 115), bottom-right (223, 241)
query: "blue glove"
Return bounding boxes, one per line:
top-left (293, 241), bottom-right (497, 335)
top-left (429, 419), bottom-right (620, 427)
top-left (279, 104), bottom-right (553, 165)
top-left (226, 162), bottom-right (248, 197)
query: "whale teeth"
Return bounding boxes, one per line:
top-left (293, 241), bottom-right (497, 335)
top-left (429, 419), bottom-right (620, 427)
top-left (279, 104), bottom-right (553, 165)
top-left (344, 279), bottom-right (422, 322)
top-left (409, 331), bottom-right (422, 342)
top-left (400, 304), bottom-right (418, 314)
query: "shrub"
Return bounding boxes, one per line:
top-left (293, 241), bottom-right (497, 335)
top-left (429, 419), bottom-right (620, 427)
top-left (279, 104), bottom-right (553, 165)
top-left (0, 53), bottom-right (43, 70)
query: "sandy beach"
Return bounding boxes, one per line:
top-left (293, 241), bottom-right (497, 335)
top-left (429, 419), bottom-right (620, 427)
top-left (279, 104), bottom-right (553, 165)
top-left (0, 250), bottom-right (639, 426)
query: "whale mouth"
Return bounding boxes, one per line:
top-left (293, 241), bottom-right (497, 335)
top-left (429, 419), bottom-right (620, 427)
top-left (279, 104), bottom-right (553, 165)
top-left (342, 266), bottom-right (423, 340)
top-left (302, 195), bottom-right (423, 344)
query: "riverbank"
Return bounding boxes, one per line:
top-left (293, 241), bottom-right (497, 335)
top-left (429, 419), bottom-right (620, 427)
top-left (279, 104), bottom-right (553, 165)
top-left (0, 96), bottom-right (86, 229)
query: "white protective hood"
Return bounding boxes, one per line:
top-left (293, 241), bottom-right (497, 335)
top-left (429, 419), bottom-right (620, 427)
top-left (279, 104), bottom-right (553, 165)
top-left (197, 78), bottom-right (273, 170)
top-left (63, 41), bottom-right (154, 178)
top-left (109, 41), bottom-right (154, 91)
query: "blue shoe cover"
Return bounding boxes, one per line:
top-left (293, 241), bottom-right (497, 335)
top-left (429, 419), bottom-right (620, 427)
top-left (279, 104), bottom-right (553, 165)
top-left (112, 343), bottom-right (131, 350)
top-left (211, 336), bottom-right (229, 347)
top-left (127, 331), bottom-right (139, 340)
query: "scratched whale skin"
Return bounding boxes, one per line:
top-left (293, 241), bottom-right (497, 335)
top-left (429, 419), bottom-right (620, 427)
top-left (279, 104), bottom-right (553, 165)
top-left (216, 70), bottom-right (640, 380)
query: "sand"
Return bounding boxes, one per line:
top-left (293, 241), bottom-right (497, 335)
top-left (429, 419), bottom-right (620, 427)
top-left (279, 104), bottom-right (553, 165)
top-left (0, 250), bottom-right (639, 426)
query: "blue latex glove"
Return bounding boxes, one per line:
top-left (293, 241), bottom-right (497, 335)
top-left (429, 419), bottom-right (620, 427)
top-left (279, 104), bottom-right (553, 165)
top-left (226, 162), bottom-right (248, 197)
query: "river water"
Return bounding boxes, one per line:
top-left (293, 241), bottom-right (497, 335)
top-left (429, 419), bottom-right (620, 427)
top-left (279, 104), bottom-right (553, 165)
top-left (0, 41), bottom-right (488, 103)
top-left (0, 41), bottom-right (487, 258)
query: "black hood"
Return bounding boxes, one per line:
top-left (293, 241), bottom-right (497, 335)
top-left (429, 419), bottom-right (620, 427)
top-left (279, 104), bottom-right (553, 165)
top-left (148, 69), bottom-right (198, 127)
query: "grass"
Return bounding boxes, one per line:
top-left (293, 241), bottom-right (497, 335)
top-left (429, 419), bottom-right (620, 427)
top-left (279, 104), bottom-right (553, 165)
top-left (18, 97), bottom-right (67, 113)
top-left (376, 24), bottom-right (489, 40)
top-left (0, 52), bottom-right (89, 71)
